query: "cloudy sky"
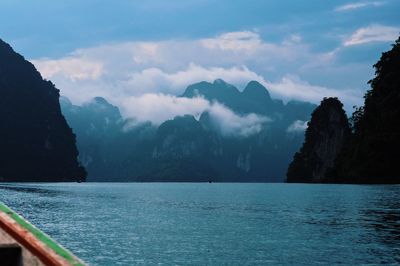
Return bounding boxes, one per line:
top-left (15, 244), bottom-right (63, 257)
top-left (1, 0), bottom-right (399, 120)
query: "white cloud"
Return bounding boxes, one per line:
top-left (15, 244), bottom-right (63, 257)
top-left (206, 103), bottom-right (270, 137)
top-left (120, 93), bottom-right (209, 125)
top-left (38, 63), bottom-right (263, 105)
top-left (119, 93), bottom-right (268, 137)
top-left (344, 24), bottom-right (399, 46)
top-left (123, 64), bottom-right (262, 95)
top-left (41, 61), bottom-right (361, 110)
top-left (335, 1), bottom-right (386, 12)
top-left (201, 31), bottom-right (262, 52)
top-left (283, 34), bottom-right (303, 45)
top-left (264, 75), bottom-right (361, 107)
top-left (34, 30), bottom-right (311, 77)
top-left (31, 30), bottom-right (363, 115)
top-left (33, 57), bottom-right (103, 81)
top-left (287, 120), bottom-right (308, 133)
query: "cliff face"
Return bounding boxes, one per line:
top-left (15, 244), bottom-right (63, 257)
top-left (286, 98), bottom-right (350, 183)
top-left (330, 37), bottom-right (400, 183)
top-left (0, 39), bottom-right (86, 181)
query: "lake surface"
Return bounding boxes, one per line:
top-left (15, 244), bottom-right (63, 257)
top-left (0, 183), bottom-right (399, 265)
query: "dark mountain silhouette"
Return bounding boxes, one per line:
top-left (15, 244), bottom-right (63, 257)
top-left (0, 39), bottom-right (86, 182)
top-left (182, 79), bottom-right (243, 109)
top-left (61, 80), bottom-right (316, 182)
top-left (329, 36), bottom-right (400, 183)
top-left (182, 79), bottom-right (315, 119)
top-left (287, 36), bottom-right (400, 184)
top-left (286, 98), bottom-right (350, 183)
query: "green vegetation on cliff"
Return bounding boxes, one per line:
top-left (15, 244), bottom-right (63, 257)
top-left (287, 36), bottom-right (400, 183)
top-left (286, 98), bottom-right (350, 183)
top-left (330, 37), bottom-right (400, 183)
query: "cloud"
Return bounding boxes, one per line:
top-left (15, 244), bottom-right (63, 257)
top-left (344, 24), bottom-right (399, 46)
top-left (335, 1), bottom-right (386, 12)
top-left (264, 75), bottom-right (362, 107)
top-left (36, 63), bottom-right (264, 105)
top-left (33, 30), bottom-right (311, 78)
top-left (201, 31), bottom-right (262, 51)
top-left (120, 93), bottom-right (209, 125)
top-left (33, 57), bottom-right (103, 81)
top-left (42, 61), bottom-right (361, 110)
top-left (287, 120), bottom-right (308, 133)
top-left (119, 93), bottom-right (268, 137)
top-left (31, 30), bottom-right (364, 114)
top-left (123, 64), bottom-right (262, 95)
top-left (206, 103), bottom-right (270, 137)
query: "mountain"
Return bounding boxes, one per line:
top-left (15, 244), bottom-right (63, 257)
top-left (61, 97), bottom-right (159, 181)
top-left (286, 98), bottom-right (350, 183)
top-left (329, 36), bottom-right (400, 183)
top-left (182, 79), bottom-right (243, 109)
top-left (0, 39), bottom-right (86, 182)
top-left (182, 79), bottom-right (281, 115)
top-left (61, 80), bottom-right (316, 182)
top-left (139, 115), bottom-right (218, 182)
top-left (286, 36), bottom-right (400, 184)
top-left (182, 80), bottom-right (314, 124)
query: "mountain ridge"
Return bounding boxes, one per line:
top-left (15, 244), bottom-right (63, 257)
top-left (61, 79), bottom-right (316, 182)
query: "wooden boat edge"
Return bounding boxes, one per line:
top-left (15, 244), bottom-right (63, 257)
top-left (0, 202), bottom-right (85, 266)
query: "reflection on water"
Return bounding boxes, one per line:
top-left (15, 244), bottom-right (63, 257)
top-left (0, 183), bottom-right (399, 265)
top-left (0, 184), bottom-right (67, 196)
top-left (359, 188), bottom-right (400, 263)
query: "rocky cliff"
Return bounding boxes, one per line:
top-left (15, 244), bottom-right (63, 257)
top-left (0, 39), bottom-right (86, 181)
top-left (286, 98), bottom-right (350, 183)
top-left (330, 36), bottom-right (400, 183)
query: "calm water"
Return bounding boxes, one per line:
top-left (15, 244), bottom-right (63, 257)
top-left (0, 183), bottom-right (399, 265)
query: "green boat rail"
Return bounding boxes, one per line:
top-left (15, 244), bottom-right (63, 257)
top-left (0, 202), bottom-right (85, 266)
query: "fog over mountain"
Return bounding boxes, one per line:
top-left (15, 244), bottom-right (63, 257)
top-left (61, 79), bottom-right (316, 182)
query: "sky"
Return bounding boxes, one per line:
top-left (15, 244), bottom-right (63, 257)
top-left (1, 0), bottom-right (399, 123)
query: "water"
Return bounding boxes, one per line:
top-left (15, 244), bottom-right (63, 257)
top-left (0, 183), bottom-right (399, 265)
